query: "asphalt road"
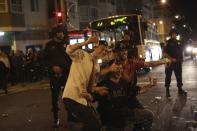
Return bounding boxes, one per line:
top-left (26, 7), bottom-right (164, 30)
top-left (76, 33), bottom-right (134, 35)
top-left (0, 59), bottom-right (197, 131)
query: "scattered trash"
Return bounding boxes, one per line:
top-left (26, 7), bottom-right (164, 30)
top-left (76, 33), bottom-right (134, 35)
top-left (1, 113), bottom-right (8, 118)
top-left (185, 121), bottom-right (197, 131)
top-left (149, 76), bottom-right (157, 86)
top-left (194, 111), bottom-right (197, 121)
top-left (28, 119), bottom-right (32, 122)
top-left (191, 98), bottom-right (197, 101)
top-left (155, 96), bottom-right (162, 100)
top-left (172, 116), bottom-right (179, 119)
top-left (187, 126), bottom-right (195, 131)
top-left (151, 96), bottom-right (162, 104)
top-left (188, 97), bottom-right (191, 100)
top-left (191, 104), bottom-right (196, 114)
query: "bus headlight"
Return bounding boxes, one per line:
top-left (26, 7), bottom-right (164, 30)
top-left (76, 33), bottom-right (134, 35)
top-left (186, 46), bottom-right (193, 52)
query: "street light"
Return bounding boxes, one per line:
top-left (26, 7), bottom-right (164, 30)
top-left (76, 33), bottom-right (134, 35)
top-left (159, 20), bottom-right (163, 25)
top-left (150, 0), bottom-right (167, 39)
top-left (151, 0), bottom-right (167, 19)
top-left (175, 15), bottom-right (180, 19)
top-left (161, 0), bottom-right (167, 4)
top-left (183, 24), bottom-right (187, 28)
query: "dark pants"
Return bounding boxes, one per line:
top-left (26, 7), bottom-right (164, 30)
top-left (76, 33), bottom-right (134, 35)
top-left (98, 97), bottom-right (153, 130)
top-left (131, 108), bottom-right (154, 131)
top-left (165, 62), bottom-right (183, 88)
top-left (63, 98), bottom-right (101, 131)
top-left (50, 83), bottom-right (61, 120)
top-left (0, 62), bottom-right (8, 93)
top-left (50, 73), bottom-right (68, 120)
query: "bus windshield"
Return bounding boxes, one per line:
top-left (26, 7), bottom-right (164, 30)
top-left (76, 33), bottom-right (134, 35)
top-left (90, 15), bottom-right (143, 47)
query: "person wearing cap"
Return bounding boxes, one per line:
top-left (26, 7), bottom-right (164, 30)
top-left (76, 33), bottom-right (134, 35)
top-left (43, 24), bottom-right (72, 127)
top-left (111, 41), bottom-right (171, 131)
top-left (62, 39), bottom-right (117, 131)
top-left (163, 29), bottom-right (187, 98)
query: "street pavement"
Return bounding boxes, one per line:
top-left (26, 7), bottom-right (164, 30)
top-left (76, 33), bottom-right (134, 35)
top-left (0, 59), bottom-right (197, 131)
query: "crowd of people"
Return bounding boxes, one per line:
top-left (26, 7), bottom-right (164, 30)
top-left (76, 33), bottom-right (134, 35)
top-left (0, 48), bottom-right (46, 94)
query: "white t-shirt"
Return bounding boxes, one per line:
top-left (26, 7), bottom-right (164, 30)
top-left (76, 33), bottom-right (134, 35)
top-left (62, 45), bottom-right (100, 106)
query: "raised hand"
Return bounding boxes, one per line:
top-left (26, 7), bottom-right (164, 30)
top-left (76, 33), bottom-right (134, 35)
top-left (162, 58), bottom-right (171, 64)
top-left (81, 89), bottom-right (93, 101)
top-left (87, 36), bottom-right (99, 44)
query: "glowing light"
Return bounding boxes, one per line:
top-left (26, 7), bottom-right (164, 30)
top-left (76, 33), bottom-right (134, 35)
top-left (97, 59), bottom-right (102, 64)
top-left (0, 31), bottom-right (5, 36)
top-left (56, 12), bottom-right (62, 17)
top-left (161, 0), bottom-right (167, 4)
top-left (186, 46), bottom-right (193, 52)
top-left (166, 36), bottom-right (170, 40)
top-left (176, 35), bottom-right (180, 40)
top-left (159, 20), bottom-right (163, 24)
top-left (175, 15), bottom-right (180, 19)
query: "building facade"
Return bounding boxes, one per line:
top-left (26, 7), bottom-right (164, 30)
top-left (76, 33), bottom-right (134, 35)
top-left (98, 0), bottom-right (116, 18)
top-left (152, 3), bottom-right (172, 43)
top-left (78, 0), bottom-right (116, 29)
top-left (78, 0), bottom-right (99, 29)
top-left (0, 0), bottom-right (173, 52)
top-left (0, 0), bottom-right (49, 53)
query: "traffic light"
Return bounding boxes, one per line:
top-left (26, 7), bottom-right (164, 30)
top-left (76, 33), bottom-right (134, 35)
top-left (56, 12), bottom-right (63, 23)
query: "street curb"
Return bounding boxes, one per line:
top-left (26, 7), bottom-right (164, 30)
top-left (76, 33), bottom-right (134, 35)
top-left (0, 80), bottom-right (50, 97)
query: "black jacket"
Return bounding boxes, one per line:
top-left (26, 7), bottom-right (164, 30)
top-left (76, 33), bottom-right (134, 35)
top-left (164, 38), bottom-right (183, 62)
top-left (44, 40), bottom-right (72, 71)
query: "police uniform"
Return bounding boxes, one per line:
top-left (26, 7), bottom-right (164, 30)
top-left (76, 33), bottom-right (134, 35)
top-left (164, 37), bottom-right (186, 96)
top-left (44, 28), bottom-right (71, 126)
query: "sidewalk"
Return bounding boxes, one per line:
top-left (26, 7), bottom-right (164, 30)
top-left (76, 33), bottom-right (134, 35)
top-left (0, 80), bottom-right (50, 97)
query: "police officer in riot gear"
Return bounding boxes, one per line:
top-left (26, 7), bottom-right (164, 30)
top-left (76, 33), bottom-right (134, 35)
top-left (44, 24), bottom-right (71, 127)
top-left (163, 29), bottom-right (187, 97)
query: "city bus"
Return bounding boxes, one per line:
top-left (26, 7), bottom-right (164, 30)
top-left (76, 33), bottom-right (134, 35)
top-left (89, 14), bottom-right (162, 63)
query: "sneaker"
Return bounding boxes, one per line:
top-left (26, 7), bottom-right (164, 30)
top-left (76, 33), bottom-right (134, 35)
top-left (178, 90), bottom-right (187, 96)
top-left (53, 119), bottom-right (60, 128)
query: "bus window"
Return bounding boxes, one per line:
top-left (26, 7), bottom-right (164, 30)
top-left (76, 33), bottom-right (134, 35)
top-left (70, 39), bottom-right (77, 45)
top-left (90, 15), bottom-right (144, 59)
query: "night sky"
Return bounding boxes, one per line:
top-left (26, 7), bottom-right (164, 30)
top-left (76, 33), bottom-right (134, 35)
top-left (170, 0), bottom-right (197, 38)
